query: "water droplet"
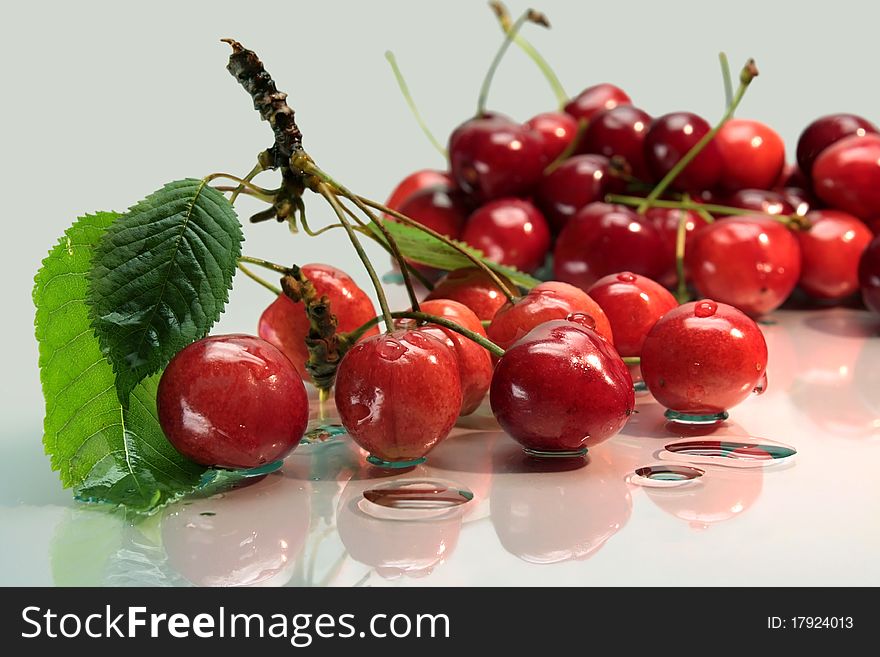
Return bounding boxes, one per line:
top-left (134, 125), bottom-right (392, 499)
top-left (694, 299), bottom-right (718, 318)
top-left (394, 317), bottom-right (419, 331)
top-left (616, 272), bottom-right (637, 283)
top-left (565, 312), bottom-right (596, 330)
top-left (199, 511), bottom-right (216, 517)
top-left (358, 479), bottom-right (473, 521)
top-left (661, 438), bottom-right (796, 468)
top-left (754, 371), bottom-right (768, 395)
top-left (377, 336), bottom-right (407, 361)
top-left (629, 464), bottom-right (704, 488)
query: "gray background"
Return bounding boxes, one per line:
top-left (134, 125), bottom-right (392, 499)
top-left (2, 0), bottom-right (878, 503)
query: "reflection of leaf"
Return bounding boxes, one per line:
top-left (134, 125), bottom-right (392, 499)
top-left (50, 508), bottom-right (125, 586)
top-left (367, 219), bottom-right (540, 288)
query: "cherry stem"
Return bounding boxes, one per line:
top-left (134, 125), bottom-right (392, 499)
top-left (355, 195), bottom-right (520, 303)
top-left (236, 262), bottom-right (282, 295)
top-left (635, 58), bottom-right (759, 214)
top-left (544, 119), bottom-right (588, 174)
top-left (203, 172), bottom-right (278, 201)
top-left (385, 51), bottom-right (447, 159)
top-left (347, 311), bottom-right (506, 358)
top-left (674, 211), bottom-right (690, 304)
top-left (489, 1), bottom-right (566, 107)
top-left (296, 201), bottom-right (345, 237)
top-left (317, 183), bottom-right (395, 332)
top-left (238, 255), bottom-right (291, 274)
top-left (622, 356), bottom-right (640, 366)
top-left (477, 8), bottom-right (549, 117)
top-left (718, 52), bottom-right (733, 109)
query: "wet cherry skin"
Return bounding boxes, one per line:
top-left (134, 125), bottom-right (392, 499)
top-left (384, 169), bottom-right (453, 218)
top-left (157, 335), bottom-right (309, 469)
top-left (448, 117), bottom-right (545, 203)
top-left (715, 118), bottom-right (785, 192)
top-left (640, 300), bottom-right (768, 416)
top-left (643, 112), bottom-right (723, 192)
top-left (536, 154), bottom-right (612, 233)
top-left (687, 215), bottom-right (801, 317)
top-left (425, 267), bottom-right (514, 321)
top-left (417, 299), bottom-right (494, 415)
top-left (725, 188), bottom-right (795, 217)
top-left (580, 105), bottom-right (652, 180)
top-left (461, 198), bottom-right (551, 273)
top-left (795, 113), bottom-right (878, 177)
top-left (334, 327), bottom-right (462, 464)
top-left (487, 281), bottom-right (613, 350)
top-left (645, 207), bottom-right (710, 288)
top-left (396, 185), bottom-right (468, 239)
top-left (258, 264), bottom-right (378, 381)
top-left (812, 133), bottom-right (880, 219)
top-left (563, 83), bottom-right (632, 123)
top-left (587, 272), bottom-right (678, 357)
top-left (859, 234), bottom-right (880, 313)
top-left (553, 202), bottom-right (667, 290)
top-left (797, 210), bottom-right (873, 300)
top-left (490, 316), bottom-right (634, 454)
top-left (526, 111), bottom-right (580, 164)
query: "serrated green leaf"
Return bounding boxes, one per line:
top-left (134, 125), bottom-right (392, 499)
top-left (87, 179), bottom-right (243, 403)
top-left (34, 213), bottom-right (208, 512)
top-left (367, 219), bottom-right (540, 288)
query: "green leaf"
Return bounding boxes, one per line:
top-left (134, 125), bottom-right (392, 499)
top-left (34, 213), bottom-right (207, 512)
top-left (87, 179), bottom-right (243, 403)
top-left (367, 219), bottom-right (540, 288)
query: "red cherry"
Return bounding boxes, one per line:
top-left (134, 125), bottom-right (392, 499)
top-left (461, 198), bottom-right (551, 273)
top-left (384, 169), bottom-right (453, 218)
top-left (796, 113), bottom-right (878, 177)
top-left (396, 185), bottom-right (468, 238)
top-left (580, 105), bottom-right (652, 180)
top-left (715, 118), bottom-right (785, 192)
top-left (775, 162), bottom-right (810, 189)
top-left (334, 328), bottom-right (462, 465)
top-left (859, 234), bottom-right (880, 313)
top-left (535, 154), bottom-right (612, 233)
top-left (258, 264), bottom-right (378, 381)
top-left (563, 83), bottom-right (632, 123)
top-left (487, 281), bottom-right (613, 350)
top-left (417, 299), bottom-right (494, 416)
top-left (688, 215), bottom-right (801, 316)
top-left (425, 267), bottom-right (513, 321)
top-left (553, 202), bottom-right (667, 290)
top-left (490, 317), bottom-right (634, 455)
top-left (725, 188), bottom-right (795, 216)
top-left (641, 300), bottom-right (768, 416)
top-left (525, 111), bottom-right (579, 164)
top-left (773, 186), bottom-right (816, 217)
top-left (645, 207), bottom-right (710, 288)
top-left (157, 335), bottom-right (309, 469)
top-left (587, 272), bottom-right (678, 356)
top-left (812, 133), bottom-right (880, 219)
top-left (448, 117), bottom-right (545, 203)
top-left (644, 112), bottom-right (723, 192)
top-left (797, 210), bottom-right (873, 300)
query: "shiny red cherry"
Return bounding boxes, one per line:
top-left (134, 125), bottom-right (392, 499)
top-left (417, 299), bottom-right (493, 416)
top-left (396, 185), bottom-right (468, 238)
top-left (715, 118), bottom-right (785, 192)
top-left (859, 234), bottom-right (880, 313)
top-left (553, 202), bottom-right (667, 290)
top-left (258, 264), bottom-right (378, 381)
top-left (525, 111), bottom-right (579, 164)
top-left (797, 210), bottom-right (873, 300)
top-left (644, 112), bottom-right (723, 192)
top-left (563, 83), bottom-right (631, 123)
top-left (157, 335), bottom-right (309, 469)
top-left (461, 198), bottom-right (551, 273)
top-left (448, 117), bottom-right (545, 203)
top-left (587, 272), bottom-right (678, 356)
top-left (487, 280), bottom-right (613, 350)
top-left (334, 328), bottom-right (462, 466)
top-left (687, 215), bottom-right (801, 316)
top-left (490, 316), bottom-right (634, 455)
top-left (773, 186), bottom-right (816, 217)
top-left (535, 154), bottom-right (612, 233)
top-left (384, 169), bottom-right (453, 219)
top-left (645, 207), bottom-right (710, 288)
top-left (580, 105), bottom-right (652, 180)
top-left (425, 267), bottom-right (514, 321)
top-left (812, 133), bottom-right (880, 219)
top-left (641, 300), bottom-right (768, 418)
top-left (725, 188), bottom-right (795, 216)
top-left (796, 113), bottom-right (878, 176)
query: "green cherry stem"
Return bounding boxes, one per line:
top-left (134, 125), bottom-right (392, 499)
top-left (489, 1), bottom-right (567, 107)
top-left (317, 183), bottom-right (395, 332)
top-left (674, 211), bottom-right (690, 304)
top-left (203, 172), bottom-right (279, 201)
top-left (236, 262), bottom-right (282, 295)
top-left (385, 51), bottom-right (447, 159)
top-left (719, 52), bottom-right (733, 109)
top-left (238, 255), bottom-right (291, 275)
top-left (635, 58), bottom-right (759, 214)
top-left (622, 356), bottom-right (640, 366)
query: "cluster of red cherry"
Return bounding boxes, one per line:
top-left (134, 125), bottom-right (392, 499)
top-left (154, 69), bottom-right (880, 475)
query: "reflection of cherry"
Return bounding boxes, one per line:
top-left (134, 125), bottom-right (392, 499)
top-left (162, 473), bottom-right (310, 586)
top-left (490, 446), bottom-right (631, 563)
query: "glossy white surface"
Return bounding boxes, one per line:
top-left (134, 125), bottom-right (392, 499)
top-left (3, 307), bottom-right (878, 586)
